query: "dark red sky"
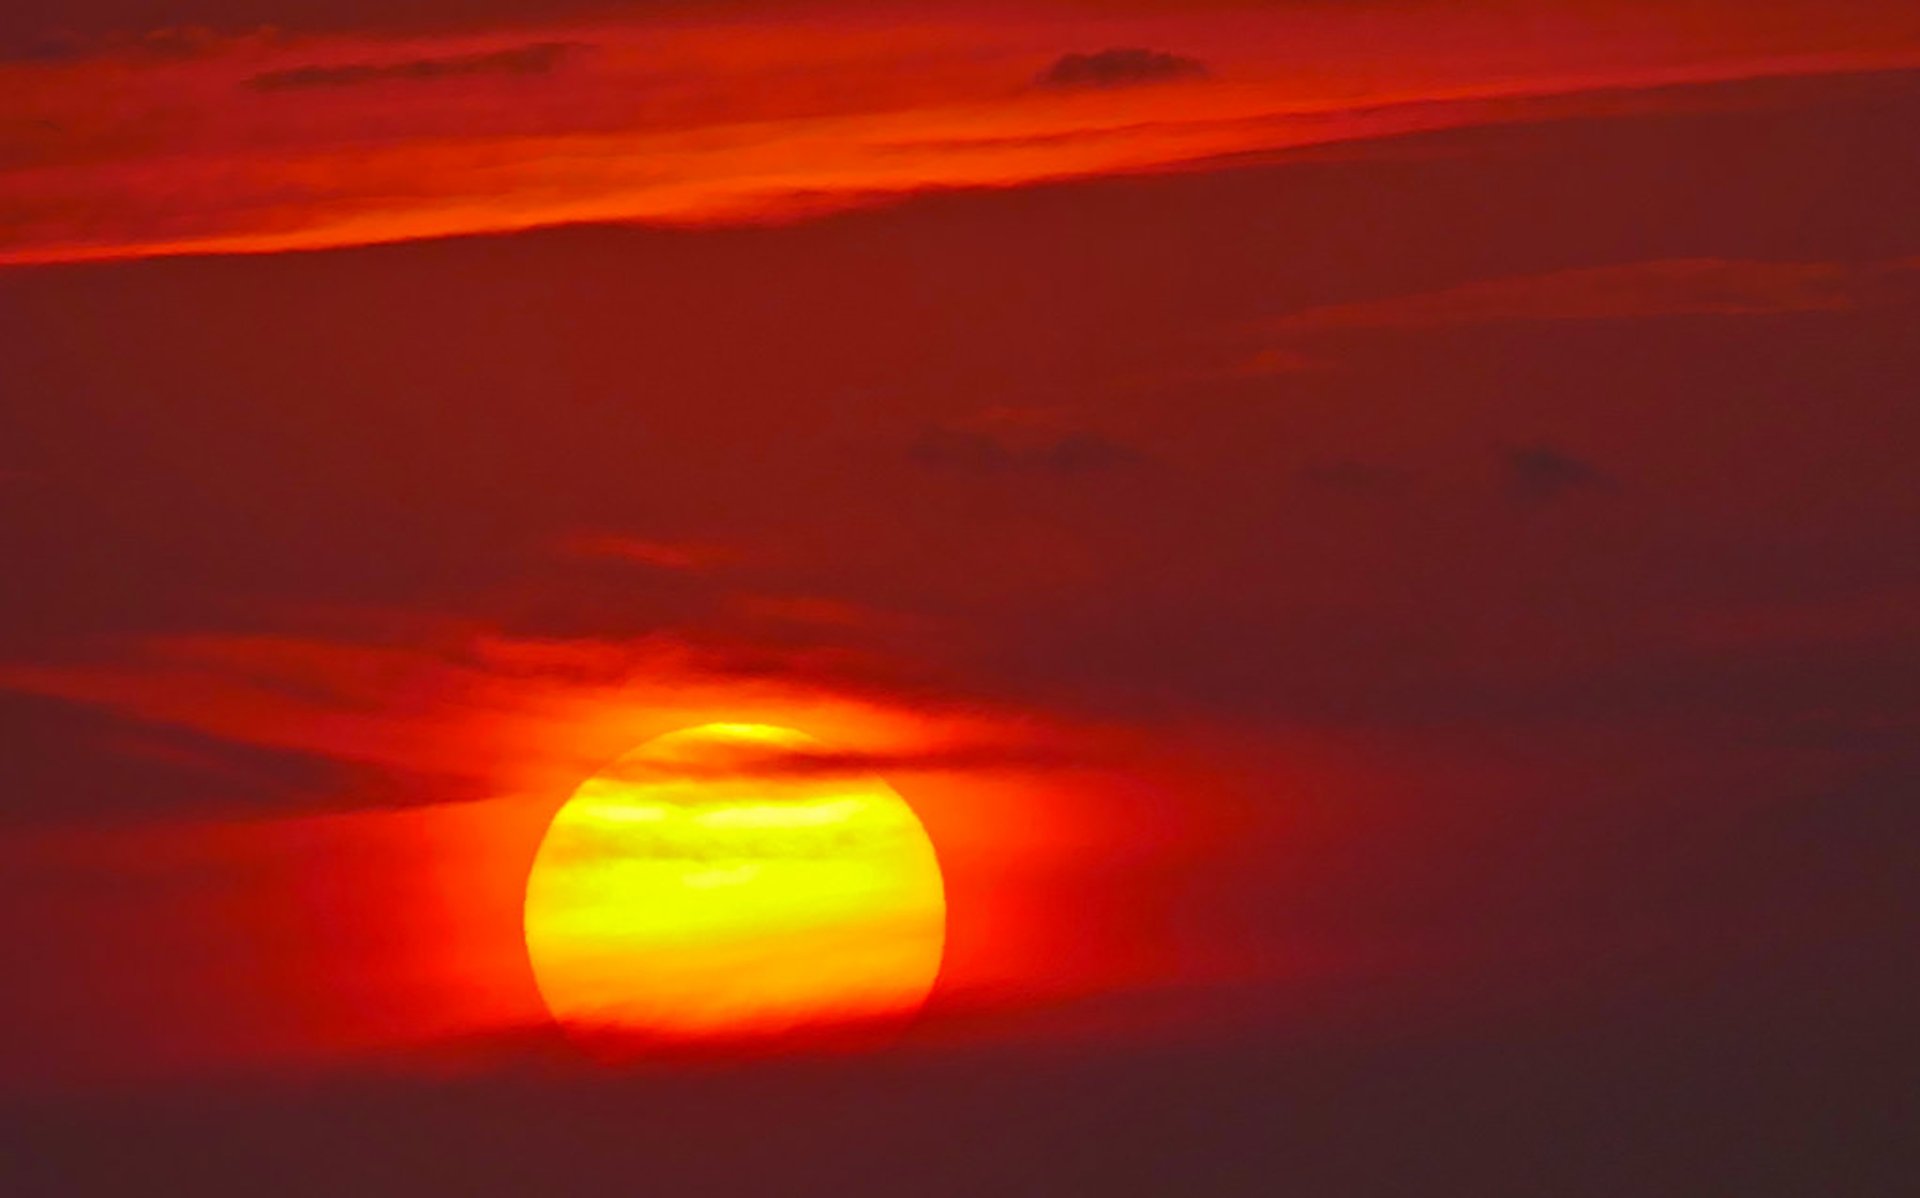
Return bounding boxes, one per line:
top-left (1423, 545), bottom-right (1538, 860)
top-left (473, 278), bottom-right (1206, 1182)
top-left (2, 2), bottom-right (1917, 1193)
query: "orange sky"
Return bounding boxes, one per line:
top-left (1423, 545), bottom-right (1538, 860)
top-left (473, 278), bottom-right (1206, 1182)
top-left (5, 0), bottom-right (1918, 263)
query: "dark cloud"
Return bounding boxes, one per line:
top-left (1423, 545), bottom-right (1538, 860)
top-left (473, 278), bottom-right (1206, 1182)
top-left (1294, 460), bottom-right (1414, 496)
top-left (600, 741), bottom-right (1077, 785)
top-left (1035, 48), bottom-right (1208, 90)
top-left (245, 40), bottom-right (580, 90)
top-left (0, 692), bottom-right (360, 823)
top-left (0, 0), bottom-right (613, 58)
top-left (1500, 444), bottom-right (1617, 504)
top-left (911, 410), bottom-right (1143, 476)
top-left (0, 25), bottom-right (226, 63)
top-left (1264, 258), bottom-right (1885, 335)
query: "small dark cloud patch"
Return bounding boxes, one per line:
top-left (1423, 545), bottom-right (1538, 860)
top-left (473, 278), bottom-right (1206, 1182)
top-left (4, 25), bottom-right (224, 63)
top-left (246, 41), bottom-right (581, 91)
top-left (1296, 460), bottom-right (1414, 496)
top-left (1501, 444), bottom-right (1617, 504)
top-left (913, 427), bottom-right (1140, 474)
top-left (911, 409), bottom-right (1143, 476)
top-left (1036, 48), bottom-right (1209, 90)
top-left (0, 692), bottom-right (356, 824)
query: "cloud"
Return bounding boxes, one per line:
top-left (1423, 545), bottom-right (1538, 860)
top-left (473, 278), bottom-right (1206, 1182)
top-left (1035, 48), bottom-right (1208, 90)
top-left (1499, 444), bottom-right (1617, 505)
top-left (1266, 258), bottom-right (1916, 334)
top-left (726, 594), bottom-right (920, 635)
top-left (553, 532), bottom-right (735, 573)
top-left (911, 408), bottom-right (1143, 476)
top-left (1237, 347), bottom-right (1325, 377)
top-left (1290, 450), bottom-right (1611, 507)
top-left (597, 740), bottom-right (1076, 785)
top-left (1294, 460), bottom-right (1415, 496)
top-left (11, 47), bottom-right (1915, 266)
top-left (0, 614), bottom-right (1034, 816)
top-left (245, 41), bottom-right (581, 91)
top-left (1, 25), bottom-right (227, 63)
top-left (0, 691), bottom-right (359, 823)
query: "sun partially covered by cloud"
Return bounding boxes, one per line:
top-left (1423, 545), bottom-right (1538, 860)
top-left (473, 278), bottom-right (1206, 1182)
top-left (2, 8), bottom-right (1918, 1123)
top-left (523, 722), bottom-right (948, 1048)
top-left (0, 610), bottom-right (1217, 1078)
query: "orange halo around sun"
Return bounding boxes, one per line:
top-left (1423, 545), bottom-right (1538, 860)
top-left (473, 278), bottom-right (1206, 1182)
top-left (523, 723), bottom-right (947, 1049)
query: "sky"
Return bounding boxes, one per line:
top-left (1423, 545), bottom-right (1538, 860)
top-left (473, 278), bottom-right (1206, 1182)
top-left (2, 1), bottom-right (1918, 1193)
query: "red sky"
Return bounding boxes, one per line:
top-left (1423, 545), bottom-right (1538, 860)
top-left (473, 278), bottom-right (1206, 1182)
top-left (2, 2), bottom-right (1917, 1194)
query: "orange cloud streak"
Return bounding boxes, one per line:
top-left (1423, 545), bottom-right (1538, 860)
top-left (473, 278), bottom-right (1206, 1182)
top-left (3, 2), bottom-right (1915, 263)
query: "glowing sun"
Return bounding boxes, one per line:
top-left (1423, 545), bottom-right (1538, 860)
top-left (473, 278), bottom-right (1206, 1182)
top-left (523, 723), bottom-right (946, 1048)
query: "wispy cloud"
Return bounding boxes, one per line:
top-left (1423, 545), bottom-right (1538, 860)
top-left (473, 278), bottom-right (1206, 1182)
top-left (0, 612), bottom-right (1056, 816)
top-left (2, 25), bottom-right (227, 64)
top-left (246, 41), bottom-right (582, 91)
top-left (1499, 444), bottom-right (1618, 505)
top-left (598, 740), bottom-right (1078, 785)
top-left (7, 4), bottom-right (1915, 266)
top-left (1036, 48), bottom-right (1208, 90)
top-left (554, 532), bottom-right (735, 573)
top-left (911, 408), bottom-right (1143, 477)
top-left (1265, 257), bottom-right (1916, 334)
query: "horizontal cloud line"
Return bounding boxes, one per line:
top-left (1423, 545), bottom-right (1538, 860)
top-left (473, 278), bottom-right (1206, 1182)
top-left (246, 41), bottom-right (582, 91)
top-left (1036, 48), bottom-right (1209, 90)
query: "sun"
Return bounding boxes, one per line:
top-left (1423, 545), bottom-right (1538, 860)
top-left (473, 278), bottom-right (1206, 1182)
top-left (523, 723), bottom-right (946, 1049)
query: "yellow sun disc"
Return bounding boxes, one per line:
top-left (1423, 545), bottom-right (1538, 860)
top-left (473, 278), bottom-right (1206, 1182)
top-left (523, 723), bottom-right (946, 1047)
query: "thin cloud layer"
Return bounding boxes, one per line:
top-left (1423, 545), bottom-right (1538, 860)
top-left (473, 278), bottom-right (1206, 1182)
top-left (1035, 47), bottom-right (1208, 89)
top-left (1500, 444), bottom-right (1618, 505)
top-left (1264, 257), bottom-right (1917, 334)
top-left (911, 408), bottom-right (1143, 476)
top-left (246, 40), bottom-right (581, 89)
top-left (1, 24), bottom-right (227, 62)
top-left (554, 532), bottom-right (737, 573)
